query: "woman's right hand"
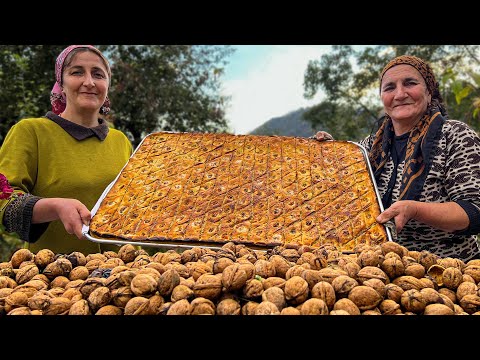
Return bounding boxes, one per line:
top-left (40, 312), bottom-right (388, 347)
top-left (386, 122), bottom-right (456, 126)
top-left (313, 131), bottom-right (334, 141)
top-left (33, 198), bottom-right (91, 239)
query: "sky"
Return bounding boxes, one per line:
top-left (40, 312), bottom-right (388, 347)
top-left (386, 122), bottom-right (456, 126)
top-left (221, 45), bottom-right (333, 135)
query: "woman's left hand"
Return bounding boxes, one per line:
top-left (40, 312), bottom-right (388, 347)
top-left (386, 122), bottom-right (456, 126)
top-left (376, 200), bottom-right (419, 233)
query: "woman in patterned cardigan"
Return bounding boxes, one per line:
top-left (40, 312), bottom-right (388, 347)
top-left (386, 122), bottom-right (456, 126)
top-left (316, 55), bottom-right (480, 261)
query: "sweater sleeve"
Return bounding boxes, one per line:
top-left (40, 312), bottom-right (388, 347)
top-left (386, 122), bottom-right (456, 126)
top-left (443, 121), bottom-right (480, 235)
top-left (0, 121), bottom-right (44, 241)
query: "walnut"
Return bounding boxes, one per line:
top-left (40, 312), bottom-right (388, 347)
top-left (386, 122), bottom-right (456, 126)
top-left (262, 277), bottom-right (286, 290)
top-left (357, 249), bottom-right (384, 268)
top-left (380, 242), bottom-right (408, 257)
top-left (417, 251), bottom-right (439, 272)
top-left (159, 251), bottom-right (182, 265)
top-left (332, 275), bottom-right (358, 298)
top-left (348, 286), bottom-right (382, 311)
top-left (61, 288), bottom-right (83, 302)
top-left (65, 279), bottom-right (84, 291)
top-left (216, 248), bottom-right (237, 262)
top-left (356, 266), bottom-right (388, 284)
top-left (103, 250), bottom-right (118, 259)
top-left (66, 251), bottom-right (87, 267)
top-left (239, 301), bottom-right (258, 315)
top-left (0, 275), bottom-right (17, 289)
top-left (254, 301), bottom-right (280, 315)
top-left (69, 266), bottom-right (89, 281)
top-left (118, 244), bottom-right (138, 263)
top-left (110, 266), bottom-right (130, 276)
top-left (419, 277), bottom-right (436, 290)
top-left (338, 261), bottom-right (361, 280)
top-left (144, 294), bottom-right (165, 315)
top-left (85, 253), bottom-right (107, 263)
top-left (463, 265), bottom-right (480, 283)
top-left (280, 249), bottom-right (300, 263)
top-left (158, 302), bottom-right (172, 315)
top-left (221, 264), bottom-right (247, 292)
top-left (301, 270), bottom-right (323, 290)
top-left (49, 276), bottom-right (69, 289)
top-left (164, 262), bottom-right (190, 278)
top-left (378, 299), bottom-right (402, 315)
top-left (269, 255), bottom-right (292, 278)
top-left (454, 304), bottom-right (469, 315)
top-left (392, 276), bottom-right (424, 291)
top-left (362, 309), bottom-right (382, 315)
top-left (43, 258), bottom-right (72, 279)
top-left (216, 298), bottom-right (241, 315)
top-left (47, 287), bottom-right (65, 297)
top-left (311, 281), bottom-right (336, 310)
top-left (130, 254), bottom-right (151, 268)
top-left (438, 288), bottom-right (457, 305)
top-left (404, 263), bottom-right (425, 279)
top-left (23, 279), bottom-right (48, 291)
top-left (300, 298), bottom-right (328, 315)
top-left (190, 297), bottom-right (216, 315)
top-left (34, 249), bottom-right (55, 269)
top-left (88, 286), bottom-right (112, 311)
top-left (315, 268), bottom-right (348, 284)
top-left (131, 274), bottom-right (158, 297)
top-left (437, 257), bottom-right (465, 271)
top-left (284, 276), bottom-right (309, 305)
top-left (242, 278), bottom-right (264, 300)
top-left (116, 270), bottom-right (137, 287)
top-left (191, 261), bottom-right (212, 281)
top-left (180, 249), bottom-right (199, 264)
top-left (297, 252), bottom-right (327, 270)
top-left (157, 269), bottom-right (181, 297)
top-left (15, 264), bottom-right (39, 285)
top-left (423, 303), bottom-right (455, 315)
top-left (400, 289), bottom-right (426, 313)
top-left (124, 296), bottom-right (150, 315)
top-left (462, 274), bottom-right (476, 283)
top-left (79, 277), bottom-right (106, 298)
top-left (329, 309), bottom-right (350, 315)
top-left (280, 306), bottom-right (301, 315)
top-left (171, 284), bottom-right (194, 302)
top-left (166, 299), bottom-right (192, 315)
top-left (252, 259), bottom-right (275, 279)
top-left (95, 305), bottom-right (122, 315)
top-left (111, 286), bottom-right (134, 308)
top-left (43, 297), bottom-right (72, 315)
top-left (381, 257), bottom-right (405, 280)
top-left (145, 262), bottom-right (165, 275)
top-left (236, 246), bottom-right (254, 259)
top-left (402, 256), bottom-right (418, 268)
top-left (180, 277), bottom-right (195, 290)
top-left (459, 294), bottom-right (480, 314)
top-left (332, 298), bottom-right (360, 315)
top-left (442, 267), bottom-right (463, 290)
top-left (7, 307), bottom-right (31, 315)
top-left (4, 292), bottom-right (29, 313)
top-left (238, 253), bottom-right (257, 264)
top-left (363, 278), bottom-right (386, 298)
top-left (237, 261), bottom-right (255, 280)
top-left (10, 249), bottom-right (34, 269)
top-left (136, 267), bottom-right (161, 283)
top-left (102, 258), bottom-right (125, 269)
top-left (261, 286), bottom-right (286, 311)
top-left (456, 282), bottom-right (478, 302)
top-left (193, 274), bottom-right (222, 301)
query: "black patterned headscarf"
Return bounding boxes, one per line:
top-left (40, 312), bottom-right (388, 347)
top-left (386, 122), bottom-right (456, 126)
top-left (369, 55), bottom-right (446, 206)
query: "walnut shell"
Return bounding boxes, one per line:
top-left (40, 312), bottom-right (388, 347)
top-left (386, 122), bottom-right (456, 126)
top-left (7, 307), bottom-right (32, 315)
top-left (438, 288), bottom-right (457, 305)
top-left (329, 309), bottom-right (351, 315)
top-left (131, 274), bottom-right (158, 297)
top-left (404, 263), bottom-right (425, 279)
top-left (400, 289), bottom-right (426, 313)
top-left (191, 262), bottom-right (212, 281)
top-left (66, 251), bottom-right (87, 267)
top-left (262, 277), bottom-right (286, 290)
top-left (79, 277), bottom-right (106, 298)
top-left (380, 242), bottom-right (408, 257)
top-left (124, 296), bottom-right (149, 315)
top-left (332, 275), bottom-right (358, 298)
top-left (378, 299), bottom-right (402, 315)
top-left (442, 267), bottom-right (463, 290)
top-left (43, 297), bottom-right (72, 315)
top-left (118, 244), bottom-right (138, 263)
top-left (10, 249), bottom-right (34, 269)
top-left (88, 286), bottom-right (112, 311)
top-left (157, 269), bottom-right (181, 297)
top-left (357, 249), bottom-right (384, 268)
top-left (363, 278), bottom-right (386, 298)
top-left (296, 252), bottom-right (327, 270)
top-left (300, 298), bottom-right (328, 315)
top-left (144, 294), bottom-right (165, 315)
top-left (69, 266), bottom-right (90, 281)
top-left (463, 265), bottom-right (480, 283)
top-left (423, 303), bottom-right (455, 315)
top-left (95, 305), bottom-right (123, 315)
top-left (356, 266), bottom-right (388, 284)
top-left (165, 299), bottom-right (192, 315)
top-left (348, 286), bottom-right (382, 311)
top-left (190, 297), bottom-right (216, 315)
top-left (111, 286), bottom-right (134, 308)
top-left (269, 255), bottom-right (293, 278)
top-left (43, 258), bottom-right (72, 279)
top-left (262, 286), bottom-right (286, 311)
top-left (332, 298), bottom-right (360, 315)
top-left (459, 294), bottom-right (480, 314)
top-left (284, 276), bottom-right (309, 305)
top-left (237, 261), bottom-right (255, 280)
top-left (193, 274), bottom-right (222, 301)
top-left (50, 276), bottom-right (70, 289)
top-left (164, 262), bottom-right (190, 278)
top-left (15, 264), bottom-right (39, 285)
top-left (285, 265), bottom-right (307, 280)
top-left (34, 249), bottom-right (55, 269)
top-left (254, 301), bottom-right (280, 315)
top-left (171, 284), bottom-right (194, 302)
top-left (281, 249), bottom-right (300, 263)
top-left (221, 264), bottom-right (247, 292)
top-left (280, 306), bottom-right (301, 315)
top-left (254, 259), bottom-right (276, 279)
top-left (392, 276), bottom-right (424, 291)
top-left (311, 281), bottom-right (336, 310)
top-left (242, 278), bottom-right (264, 299)
top-left (456, 282), bottom-right (478, 302)
top-left (216, 298), bottom-right (241, 315)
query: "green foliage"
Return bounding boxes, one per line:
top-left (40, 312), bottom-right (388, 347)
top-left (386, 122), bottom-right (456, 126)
top-left (303, 45), bottom-right (480, 134)
top-left (0, 224), bottom-right (22, 262)
top-left (0, 45), bottom-right (234, 148)
top-left (99, 45), bottom-right (234, 147)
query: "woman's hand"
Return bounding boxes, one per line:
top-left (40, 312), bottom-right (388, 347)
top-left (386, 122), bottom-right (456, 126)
top-left (313, 131), bottom-right (334, 141)
top-left (376, 200), bottom-right (418, 233)
top-left (33, 198), bottom-right (91, 239)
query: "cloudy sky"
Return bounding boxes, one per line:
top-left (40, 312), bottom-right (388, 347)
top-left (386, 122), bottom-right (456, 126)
top-left (221, 45), bottom-right (333, 135)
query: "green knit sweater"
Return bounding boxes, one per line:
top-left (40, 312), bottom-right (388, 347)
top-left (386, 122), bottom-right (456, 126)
top-left (0, 116), bottom-right (133, 254)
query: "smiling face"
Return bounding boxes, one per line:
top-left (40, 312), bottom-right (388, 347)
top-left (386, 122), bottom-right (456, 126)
top-left (61, 50), bottom-right (109, 115)
top-left (380, 64), bottom-right (431, 134)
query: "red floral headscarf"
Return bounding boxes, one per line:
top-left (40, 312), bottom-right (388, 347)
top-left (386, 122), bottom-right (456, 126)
top-left (50, 45), bottom-right (112, 115)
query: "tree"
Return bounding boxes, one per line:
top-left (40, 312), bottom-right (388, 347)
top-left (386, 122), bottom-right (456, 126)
top-left (303, 45), bottom-right (480, 138)
top-left (99, 45), bottom-right (234, 147)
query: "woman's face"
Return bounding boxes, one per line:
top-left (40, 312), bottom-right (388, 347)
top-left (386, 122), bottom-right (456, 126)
top-left (62, 50), bottom-right (109, 114)
top-left (381, 64), bottom-right (431, 126)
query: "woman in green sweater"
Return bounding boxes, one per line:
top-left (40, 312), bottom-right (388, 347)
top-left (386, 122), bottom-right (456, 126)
top-left (0, 45), bottom-right (133, 254)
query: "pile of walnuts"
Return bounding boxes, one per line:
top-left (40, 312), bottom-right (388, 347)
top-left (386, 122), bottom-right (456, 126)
top-left (1, 241), bottom-right (480, 315)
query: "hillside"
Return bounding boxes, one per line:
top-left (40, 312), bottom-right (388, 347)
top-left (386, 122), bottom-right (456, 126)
top-left (248, 107), bottom-right (327, 137)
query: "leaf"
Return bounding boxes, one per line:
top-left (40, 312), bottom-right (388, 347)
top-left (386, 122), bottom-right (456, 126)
top-left (455, 86), bottom-right (472, 105)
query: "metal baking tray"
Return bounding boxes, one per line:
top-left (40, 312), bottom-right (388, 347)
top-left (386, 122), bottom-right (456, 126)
top-left (83, 133), bottom-right (394, 251)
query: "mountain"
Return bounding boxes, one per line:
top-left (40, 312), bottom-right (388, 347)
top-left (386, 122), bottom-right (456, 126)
top-left (248, 107), bottom-right (327, 137)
